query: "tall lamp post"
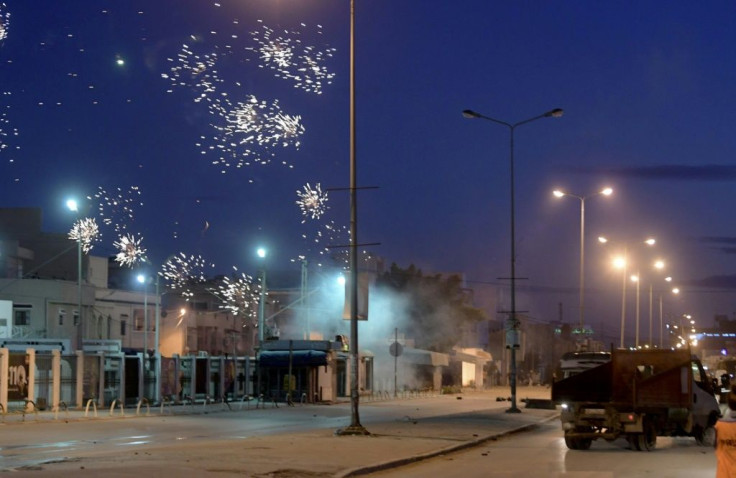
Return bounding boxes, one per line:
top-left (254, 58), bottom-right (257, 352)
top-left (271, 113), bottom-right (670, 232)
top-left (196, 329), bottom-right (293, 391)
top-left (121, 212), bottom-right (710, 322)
top-left (463, 107), bottom-right (563, 413)
top-left (648, 260), bottom-right (665, 347)
top-left (599, 236), bottom-right (655, 348)
top-left (136, 274), bottom-right (149, 356)
top-left (66, 199), bottom-right (83, 350)
top-left (256, 247), bottom-right (267, 398)
top-left (552, 187), bottom-right (613, 332)
top-left (339, 0), bottom-right (369, 436)
top-left (630, 272), bottom-right (641, 347)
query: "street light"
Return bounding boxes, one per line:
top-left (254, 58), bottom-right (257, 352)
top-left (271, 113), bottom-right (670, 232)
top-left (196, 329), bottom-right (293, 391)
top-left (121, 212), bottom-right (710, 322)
top-left (600, 236), bottom-right (656, 348)
top-left (630, 273), bottom-right (641, 347)
top-left (136, 274), bottom-right (149, 356)
top-left (66, 199), bottom-right (83, 350)
top-left (463, 106), bottom-right (563, 413)
top-left (658, 276), bottom-right (674, 348)
top-left (256, 247), bottom-right (267, 398)
top-left (648, 260), bottom-right (665, 346)
top-left (552, 187), bottom-right (613, 331)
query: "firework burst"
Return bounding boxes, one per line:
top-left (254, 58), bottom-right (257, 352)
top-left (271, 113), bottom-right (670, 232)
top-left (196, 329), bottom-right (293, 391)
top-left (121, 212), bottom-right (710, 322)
top-left (89, 185), bottom-right (143, 233)
top-left (296, 183), bottom-right (328, 222)
top-left (113, 233), bottom-right (146, 267)
top-left (160, 253), bottom-right (215, 300)
top-left (68, 217), bottom-right (100, 253)
top-left (0, 96), bottom-right (19, 175)
top-left (0, 3), bottom-right (9, 42)
top-left (247, 21), bottom-right (336, 95)
top-left (217, 267), bottom-right (259, 319)
top-left (161, 42), bottom-right (225, 101)
top-left (203, 94), bottom-right (304, 171)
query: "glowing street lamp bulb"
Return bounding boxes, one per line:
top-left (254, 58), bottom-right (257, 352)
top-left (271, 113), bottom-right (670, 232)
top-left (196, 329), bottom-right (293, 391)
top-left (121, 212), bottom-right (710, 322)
top-left (552, 190), bottom-right (565, 198)
top-left (665, 276), bottom-right (672, 282)
top-left (613, 257), bottom-right (626, 269)
top-left (337, 275), bottom-right (346, 286)
top-left (645, 238), bottom-right (656, 245)
top-left (654, 260), bottom-right (665, 269)
top-left (630, 274), bottom-right (639, 283)
top-left (672, 288), bottom-right (680, 294)
top-left (256, 247), bottom-right (267, 259)
top-left (136, 274), bottom-right (145, 284)
top-left (598, 236), bottom-right (608, 243)
top-left (601, 187), bottom-right (613, 196)
top-left (66, 199), bottom-right (79, 212)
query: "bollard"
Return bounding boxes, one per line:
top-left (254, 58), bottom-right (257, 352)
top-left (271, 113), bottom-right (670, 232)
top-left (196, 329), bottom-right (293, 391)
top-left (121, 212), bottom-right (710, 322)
top-left (136, 398), bottom-right (150, 416)
top-left (110, 399), bottom-right (126, 417)
top-left (160, 396), bottom-right (171, 415)
top-left (54, 401), bottom-right (69, 421)
top-left (23, 400), bottom-right (39, 422)
top-left (84, 398), bottom-right (98, 418)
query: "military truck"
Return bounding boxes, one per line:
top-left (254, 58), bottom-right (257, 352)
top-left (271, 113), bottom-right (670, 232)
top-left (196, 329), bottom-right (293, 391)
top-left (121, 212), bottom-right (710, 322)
top-left (551, 348), bottom-right (720, 451)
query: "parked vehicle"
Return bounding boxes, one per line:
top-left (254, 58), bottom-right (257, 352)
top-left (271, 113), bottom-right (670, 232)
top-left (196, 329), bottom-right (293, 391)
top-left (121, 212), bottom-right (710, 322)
top-left (552, 348), bottom-right (720, 450)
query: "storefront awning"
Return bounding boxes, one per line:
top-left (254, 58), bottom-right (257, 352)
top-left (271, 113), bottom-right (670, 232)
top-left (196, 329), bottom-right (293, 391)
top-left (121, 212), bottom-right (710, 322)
top-left (259, 350), bottom-right (330, 367)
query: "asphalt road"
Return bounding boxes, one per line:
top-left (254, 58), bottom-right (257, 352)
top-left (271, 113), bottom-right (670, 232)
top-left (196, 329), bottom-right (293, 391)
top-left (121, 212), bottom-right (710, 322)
top-left (367, 417), bottom-right (719, 478)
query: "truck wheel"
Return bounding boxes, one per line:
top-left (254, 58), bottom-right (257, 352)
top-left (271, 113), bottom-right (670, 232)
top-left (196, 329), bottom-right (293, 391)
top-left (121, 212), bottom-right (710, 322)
top-left (640, 422), bottom-right (657, 451)
top-left (695, 426), bottom-right (716, 447)
top-left (564, 431), bottom-right (579, 450)
top-left (627, 434), bottom-right (641, 451)
top-left (576, 437), bottom-right (592, 450)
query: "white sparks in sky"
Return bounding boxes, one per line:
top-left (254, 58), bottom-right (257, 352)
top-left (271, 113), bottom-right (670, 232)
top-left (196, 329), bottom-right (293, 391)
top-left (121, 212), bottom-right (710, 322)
top-left (160, 253), bottom-right (215, 300)
top-left (113, 233), bottom-right (146, 267)
top-left (89, 185), bottom-right (143, 233)
top-left (161, 42), bottom-right (224, 100)
top-left (68, 217), bottom-right (100, 253)
top-left (204, 94), bottom-right (305, 170)
top-left (0, 3), bottom-right (9, 42)
top-left (247, 22), bottom-right (336, 95)
top-left (0, 96), bottom-right (20, 162)
top-left (217, 267), bottom-right (259, 319)
top-left (296, 182), bottom-right (328, 222)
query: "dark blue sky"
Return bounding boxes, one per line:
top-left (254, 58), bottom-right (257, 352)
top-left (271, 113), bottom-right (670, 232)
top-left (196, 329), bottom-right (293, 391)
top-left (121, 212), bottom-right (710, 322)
top-left (1, 1), bottom-right (735, 339)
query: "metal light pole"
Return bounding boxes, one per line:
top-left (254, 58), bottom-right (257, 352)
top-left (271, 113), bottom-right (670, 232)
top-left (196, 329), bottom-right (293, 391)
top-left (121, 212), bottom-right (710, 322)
top-left (137, 274), bottom-right (149, 355)
top-left (154, 274), bottom-right (161, 404)
top-left (256, 247), bottom-right (267, 398)
top-left (463, 107), bottom-right (563, 413)
top-left (66, 199), bottom-right (84, 350)
top-left (338, 0), bottom-right (369, 436)
top-left (553, 187), bottom-right (612, 332)
top-left (632, 272), bottom-right (640, 347)
top-left (659, 276), bottom-right (673, 348)
top-left (600, 237), bottom-right (655, 348)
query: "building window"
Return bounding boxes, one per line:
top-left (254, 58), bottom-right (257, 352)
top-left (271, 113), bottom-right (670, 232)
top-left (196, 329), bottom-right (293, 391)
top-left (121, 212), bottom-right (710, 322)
top-left (73, 310), bottom-right (80, 326)
top-left (58, 309), bottom-right (66, 326)
top-left (120, 314), bottom-right (128, 336)
top-left (14, 309), bottom-right (30, 326)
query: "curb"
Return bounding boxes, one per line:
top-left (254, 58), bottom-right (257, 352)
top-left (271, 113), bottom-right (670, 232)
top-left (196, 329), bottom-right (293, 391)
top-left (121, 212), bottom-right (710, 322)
top-left (336, 413), bottom-right (560, 478)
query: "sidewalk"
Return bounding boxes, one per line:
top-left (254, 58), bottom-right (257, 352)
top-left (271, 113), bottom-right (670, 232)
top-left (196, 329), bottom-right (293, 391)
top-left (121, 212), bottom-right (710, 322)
top-left (4, 386), bottom-right (559, 477)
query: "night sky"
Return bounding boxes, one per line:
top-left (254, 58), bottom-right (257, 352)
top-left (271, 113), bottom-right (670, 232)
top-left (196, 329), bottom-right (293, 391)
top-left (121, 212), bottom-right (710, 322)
top-left (1, 1), bottom-right (735, 340)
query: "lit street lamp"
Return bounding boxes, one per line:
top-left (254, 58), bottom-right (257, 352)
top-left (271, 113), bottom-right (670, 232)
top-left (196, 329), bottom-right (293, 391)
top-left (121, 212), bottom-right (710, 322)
top-left (66, 199), bottom-right (83, 350)
top-left (552, 187), bottom-right (612, 331)
top-left (463, 106), bottom-right (563, 413)
top-left (256, 246), bottom-right (267, 398)
top-left (600, 236), bottom-right (655, 348)
top-left (648, 260), bottom-right (665, 346)
top-left (136, 274), bottom-right (149, 356)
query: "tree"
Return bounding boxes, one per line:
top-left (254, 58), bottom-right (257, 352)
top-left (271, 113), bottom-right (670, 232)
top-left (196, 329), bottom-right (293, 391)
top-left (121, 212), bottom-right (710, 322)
top-left (375, 263), bottom-right (486, 353)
